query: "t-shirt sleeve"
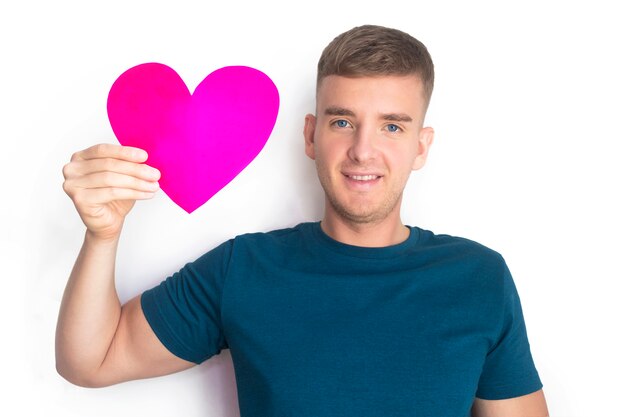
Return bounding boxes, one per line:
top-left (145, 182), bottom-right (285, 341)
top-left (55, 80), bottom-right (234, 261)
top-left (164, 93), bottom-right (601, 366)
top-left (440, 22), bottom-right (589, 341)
top-left (475, 263), bottom-right (543, 400)
top-left (140, 239), bottom-right (233, 364)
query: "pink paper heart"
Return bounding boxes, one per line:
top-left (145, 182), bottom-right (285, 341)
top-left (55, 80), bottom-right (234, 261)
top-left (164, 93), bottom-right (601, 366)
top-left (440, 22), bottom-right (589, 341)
top-left (107, 63), bottom-right (279, 213)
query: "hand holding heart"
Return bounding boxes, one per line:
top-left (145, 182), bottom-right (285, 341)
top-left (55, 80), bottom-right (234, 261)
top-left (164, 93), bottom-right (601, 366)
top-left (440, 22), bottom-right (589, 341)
top-left (107, 63), bottom-right (279, 213)
top-left (62, 143), bottom-right (162, 241)
top-left (62, 63), bottom-right (279, 240)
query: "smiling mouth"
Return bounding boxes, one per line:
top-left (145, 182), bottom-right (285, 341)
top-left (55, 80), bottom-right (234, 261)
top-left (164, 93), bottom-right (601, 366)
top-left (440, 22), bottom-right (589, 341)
top-left (346, 174), bottom-right (381, 181)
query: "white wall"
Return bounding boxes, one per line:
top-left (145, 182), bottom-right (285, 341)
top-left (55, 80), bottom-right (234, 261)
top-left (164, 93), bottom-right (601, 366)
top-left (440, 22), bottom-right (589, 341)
top-left (2, 1), bottom-right (624, 415)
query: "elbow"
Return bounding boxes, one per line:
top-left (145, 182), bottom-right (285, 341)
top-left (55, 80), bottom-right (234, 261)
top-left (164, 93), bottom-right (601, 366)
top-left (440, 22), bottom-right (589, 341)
top-left (55, 360), bottom-right (109, 388)
top-left (55, 344), bottom-right (111, 388)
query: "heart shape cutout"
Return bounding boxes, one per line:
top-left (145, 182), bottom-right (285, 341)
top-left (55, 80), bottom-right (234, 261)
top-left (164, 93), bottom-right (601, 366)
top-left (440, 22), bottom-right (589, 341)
top-left (107, 63), bottom-right (280, 213)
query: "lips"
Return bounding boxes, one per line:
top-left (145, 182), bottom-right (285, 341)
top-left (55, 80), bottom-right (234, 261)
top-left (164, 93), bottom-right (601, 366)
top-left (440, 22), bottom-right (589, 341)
top-left (341, 171), bottom-right (383, 190)
top-left (342, 170), bottom-right (383, 181)
top-left (347, 174), bottom-right (379, 181)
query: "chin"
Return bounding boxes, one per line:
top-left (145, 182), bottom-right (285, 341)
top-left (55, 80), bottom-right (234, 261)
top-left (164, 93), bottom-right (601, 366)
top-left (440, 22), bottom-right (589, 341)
top-left (331, 200), bottom-right (395, 225)
top-left (321, 179), bottom-right (403, 225)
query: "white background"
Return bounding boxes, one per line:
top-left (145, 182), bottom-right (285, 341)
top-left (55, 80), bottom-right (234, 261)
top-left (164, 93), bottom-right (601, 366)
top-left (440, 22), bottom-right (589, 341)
top-left (1, 1), bottom-right (624, 416)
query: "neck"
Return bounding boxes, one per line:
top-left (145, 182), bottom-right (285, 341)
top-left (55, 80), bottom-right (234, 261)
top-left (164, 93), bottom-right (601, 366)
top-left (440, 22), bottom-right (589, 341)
top-left (320, 211), bottom-right (409, 248)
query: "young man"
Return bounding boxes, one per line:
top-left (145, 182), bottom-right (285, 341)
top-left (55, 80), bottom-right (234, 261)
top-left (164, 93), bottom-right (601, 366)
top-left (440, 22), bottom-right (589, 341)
top-left (57, 25), bottom-right (549, 416)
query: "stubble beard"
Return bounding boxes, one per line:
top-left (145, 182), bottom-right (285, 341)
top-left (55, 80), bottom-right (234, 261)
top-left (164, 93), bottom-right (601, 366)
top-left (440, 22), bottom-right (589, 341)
top-left (316, 160), bottom-right (403, 225)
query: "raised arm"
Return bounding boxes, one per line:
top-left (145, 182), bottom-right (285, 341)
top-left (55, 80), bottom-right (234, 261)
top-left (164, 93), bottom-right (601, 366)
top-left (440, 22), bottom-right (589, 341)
top-left (56, 144), bottom-right (194, 387)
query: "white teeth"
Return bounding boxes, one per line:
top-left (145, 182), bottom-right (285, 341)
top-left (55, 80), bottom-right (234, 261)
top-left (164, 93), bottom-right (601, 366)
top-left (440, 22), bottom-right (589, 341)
top-left (350, 175), bottom-right (378, 181)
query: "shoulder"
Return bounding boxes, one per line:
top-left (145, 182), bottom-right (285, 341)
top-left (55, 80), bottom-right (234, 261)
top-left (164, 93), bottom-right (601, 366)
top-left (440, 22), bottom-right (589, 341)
top-left (409, 226), bottom-right (513, 290)
top-left (414, 226), bottom-right (505, 264)
top-left (233, 222), bottom-right (310, 244)
top-left (229, 222), bottom-right (314, 256)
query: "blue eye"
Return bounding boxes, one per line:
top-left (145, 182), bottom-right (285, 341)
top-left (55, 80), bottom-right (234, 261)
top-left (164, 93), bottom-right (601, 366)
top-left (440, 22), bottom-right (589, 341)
top-left (335, 119), bottom-right (349, 128)
top-left (386, 124), bottom-right (400, 132)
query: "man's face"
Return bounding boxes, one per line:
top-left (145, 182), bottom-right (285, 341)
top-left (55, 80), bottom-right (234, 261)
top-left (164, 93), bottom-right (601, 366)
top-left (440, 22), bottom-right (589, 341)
top-left (304, 75), bottom-right (434, 225)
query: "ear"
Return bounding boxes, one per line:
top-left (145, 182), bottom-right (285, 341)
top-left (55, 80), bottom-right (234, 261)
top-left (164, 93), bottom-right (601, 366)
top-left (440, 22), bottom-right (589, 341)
top-left (304, 113), bottom-right (317, 160)
top-left (411, 126), bottom-right (434, 170)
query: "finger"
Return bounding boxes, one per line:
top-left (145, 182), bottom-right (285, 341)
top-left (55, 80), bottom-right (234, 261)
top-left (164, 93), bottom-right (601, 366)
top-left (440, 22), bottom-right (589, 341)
top-left (77, 187), bottom-right (157, 205)
top-left (67, 171), bottom-right (160, 194)
top-left (71, 143), bottom-right (148, 163)
top-left (64, 158), bottom-right (160, 182)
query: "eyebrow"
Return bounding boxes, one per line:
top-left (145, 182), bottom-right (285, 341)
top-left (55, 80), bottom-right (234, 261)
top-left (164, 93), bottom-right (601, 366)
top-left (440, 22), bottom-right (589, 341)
top-left (324, 106), bottom-right (413, 123)
top-left (324, 106), bottom-right (356, 117)
top-left (382, 113), bottom-right (413, 123)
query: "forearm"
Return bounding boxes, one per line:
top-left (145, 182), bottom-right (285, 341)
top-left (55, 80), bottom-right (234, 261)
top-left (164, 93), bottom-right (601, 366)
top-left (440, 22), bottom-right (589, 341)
top-left (55, 230), bottom-right (123, 385)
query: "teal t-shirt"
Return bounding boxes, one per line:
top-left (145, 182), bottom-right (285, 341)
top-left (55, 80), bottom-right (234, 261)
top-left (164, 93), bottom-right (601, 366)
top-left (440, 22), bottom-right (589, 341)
top-left (141, 222), bottom-right (542, 416)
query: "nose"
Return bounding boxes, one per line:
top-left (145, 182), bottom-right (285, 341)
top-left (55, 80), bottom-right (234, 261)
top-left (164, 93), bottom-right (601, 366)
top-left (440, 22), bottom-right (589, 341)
top-left (347, 126), bottom-right (377, 163)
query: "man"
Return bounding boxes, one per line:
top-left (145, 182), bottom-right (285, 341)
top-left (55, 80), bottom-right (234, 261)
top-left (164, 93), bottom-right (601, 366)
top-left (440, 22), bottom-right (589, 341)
top-left (57, 25), bottom-right (549, 416)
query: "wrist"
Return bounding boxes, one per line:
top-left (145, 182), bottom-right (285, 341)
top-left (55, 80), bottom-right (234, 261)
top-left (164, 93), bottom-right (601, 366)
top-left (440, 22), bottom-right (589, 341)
top-left (84, 228), bottom-right (121, 247)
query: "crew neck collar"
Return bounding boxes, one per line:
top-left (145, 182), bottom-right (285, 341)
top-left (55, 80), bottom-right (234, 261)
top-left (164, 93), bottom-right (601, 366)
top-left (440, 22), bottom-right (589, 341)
top-left (304, 221), bottom-right (420, 260)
